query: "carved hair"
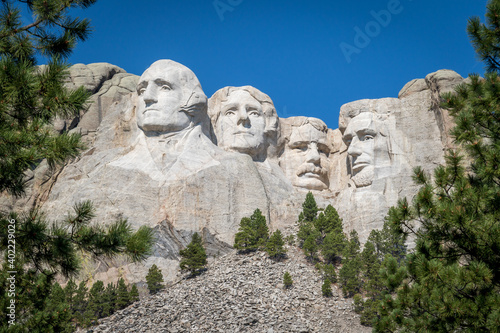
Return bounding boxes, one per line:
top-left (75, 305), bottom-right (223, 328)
top-left (338, 98), bottom-right (400, 135)
top-left (207, 86), bottom-right (279, 136)
top-left (286, 116), bottom-right (328, 133)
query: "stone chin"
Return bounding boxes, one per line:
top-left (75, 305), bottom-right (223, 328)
top-left (352, 165), bottom-right (374, 187)
top-left (221, 137), bottom-right (265, 157)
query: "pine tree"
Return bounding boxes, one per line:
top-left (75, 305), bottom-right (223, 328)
top-left (321, 231), bottom-right (346, 264)
top-left (129, 284), bottom-right (140, 303)
top-left (101, 282), bottom-right (116, 317)
top-left (265, 229), bottom-right (287, 260)
top-left (322, 278), bottom-right (333, 297)
top-left (43, 281), bottom-right (73, 332)
top-left (0, 0), bottom-right (96, 196)
top-left (283, 271), bottom-right (293, 289)
top-left (302, 192), bottom-right (318, 222)
top-left (297, 219), bottom-right (320, 247)
top-left (323, 205), bottom-right (343, 234)
top-left (338, 231), bottom-right (362, 297)
top-left (180, 232), bottom-right (208, 276)
top-left (234, 209), bottom-right (269, 252)
top-left (0, 2), bottom-right (154, 330)
top-left (64, 279), bottom-right (78, 316)
top-left (375, 2), bottom-right (500, 330)
top-left (320, 263), bottom-right (338, 283)
top-left (85, 280), bottom-right (105, 325)
top-left (0, 202), bottom-right (154, 330)
top-left (116, 278), bottom-right (130, 310)
top-left (303, 234), bottom-right (318, 262)
top-left (73, 280), bottom-right (88, 326)
top-left (366, 217), bottom-right (407, 262)
top-left (146, 264), bottom-right (164, 294)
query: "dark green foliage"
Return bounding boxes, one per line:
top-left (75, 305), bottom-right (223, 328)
top-left (146, 264), bottom-right (164, 294)
top-left (129, 284), bottom-right (140, 303)
top-left (101, 283), bottom-right (116, 318)
top-left (316, 204), bottom-right (343, 235)
top-left (297, 219), bottom-right (320, 247)
top-left (64, 279), bottom-right (78, 310)
top-left (322, 278), bottom-right (332, 297)
top-left (467, 0), bottom-right (500, 73)
top-left (0, 2), bottom-right (157, 329)
top-left (73, 280), bottom-right (88, 325)
top-left (321, 231), bottom-right (346, 264)
top-left (0, 204), bottom-right (153, 331)
top-left (85, 280), bottom-right (105, 325)
top-left (284, 234), bottom-right (295, 246)
top-left (265, 229), bottom-right (287, 260)
top-left (353, 293), bottom-right (364, 313)
top-left (375, 3), bottom-right (500, 330)
top-left (179, 232), bottom-right (208, 276)
top-left (297, 196), bottom-right (346, 265)
top-left (366, 217), bottom-right (407, 262)
top-left (319, 263), bottom-right (338, 283)
top-left (302, 234), bottom-right (319, 261)
top-left (234, 209), bottom-right (269, 252)
top-left (0, 202), bottom-right (154, 277)
top-left (283, 271), bottom-right (293, 289)
top-left (338, 231), bottom-right (362, 297)
top-left (115, 278), bottom-right (130, 310)
top-left (302, 192), bottom-right (318, 222)
top-left (0, 0), bottom-right (97, 196)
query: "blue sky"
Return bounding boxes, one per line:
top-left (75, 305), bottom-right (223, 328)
top-left (64, 0), bottom-right (487, 129)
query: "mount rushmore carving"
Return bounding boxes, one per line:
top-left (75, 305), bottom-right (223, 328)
top-left (0, 60), bottom-right (464, 284)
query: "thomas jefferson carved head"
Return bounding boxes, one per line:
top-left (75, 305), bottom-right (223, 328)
top-left (136, 60), bottom-right (207, 134)
top-left (279, 117), bottom-right (331, 191)
top-left (208, 86), bottom-right (279, 161)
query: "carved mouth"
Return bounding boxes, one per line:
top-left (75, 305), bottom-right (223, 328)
top-left (233, 131), bottom-right (253, 136)
top-left (301, 172), bottom-right (322, 179)
top-left (143, 108), bottom-right (159, 114)
top-left (352, 162), bottom-right (370, 171)
top-left (297, 165), bottom-right (326, 178)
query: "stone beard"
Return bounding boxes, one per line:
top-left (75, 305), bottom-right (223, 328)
top-left (342, 112), bottom-right (390, 188)
top-left (280, 119), bottom-right (330, 191)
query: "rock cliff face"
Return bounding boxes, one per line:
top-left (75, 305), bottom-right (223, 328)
top-left (0, 60), bottom-right (465, 285)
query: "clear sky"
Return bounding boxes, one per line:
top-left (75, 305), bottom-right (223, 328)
top-left (63, 0), bottom-right (488, 129)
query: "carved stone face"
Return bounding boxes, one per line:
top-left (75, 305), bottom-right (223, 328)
top-left (216, 90), bottom-right (266, 156)
top-left (136, 62), bottom-right (191, 133)
top-left (342, 112), bottom-right (378, 187)
top-left (281, 123), bottom-right (330, 191)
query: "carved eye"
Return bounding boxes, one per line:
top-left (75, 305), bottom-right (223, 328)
top-left (293, 144), bottom-right (308, 152)
top-left (362, 135), bottom-right (374, 141)
top-left (318, 147), bottom-right (329, 157)
top-left (248, 109), bottom-right (260, 116)
top-left (160, 85), bottom-right (171, 91)
top-left (343, 137), bottom-right (352, 145)
top-left (224, 109), bottom-right (236, 116)
top-left (138, 88), bottom-right (146, 96)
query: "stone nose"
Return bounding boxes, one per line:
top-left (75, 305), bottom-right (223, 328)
top-left (347, 137), bottom-right (362, 157)
top-left (305, 143), bottom-right (321, 164)
top-left (236, 108), bottom-right (250, 126)
top-left (142, 85), bottom-right (158, 105)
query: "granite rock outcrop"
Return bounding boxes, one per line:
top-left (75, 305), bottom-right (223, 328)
top-left (0, 60), bottom-right (465, 285)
